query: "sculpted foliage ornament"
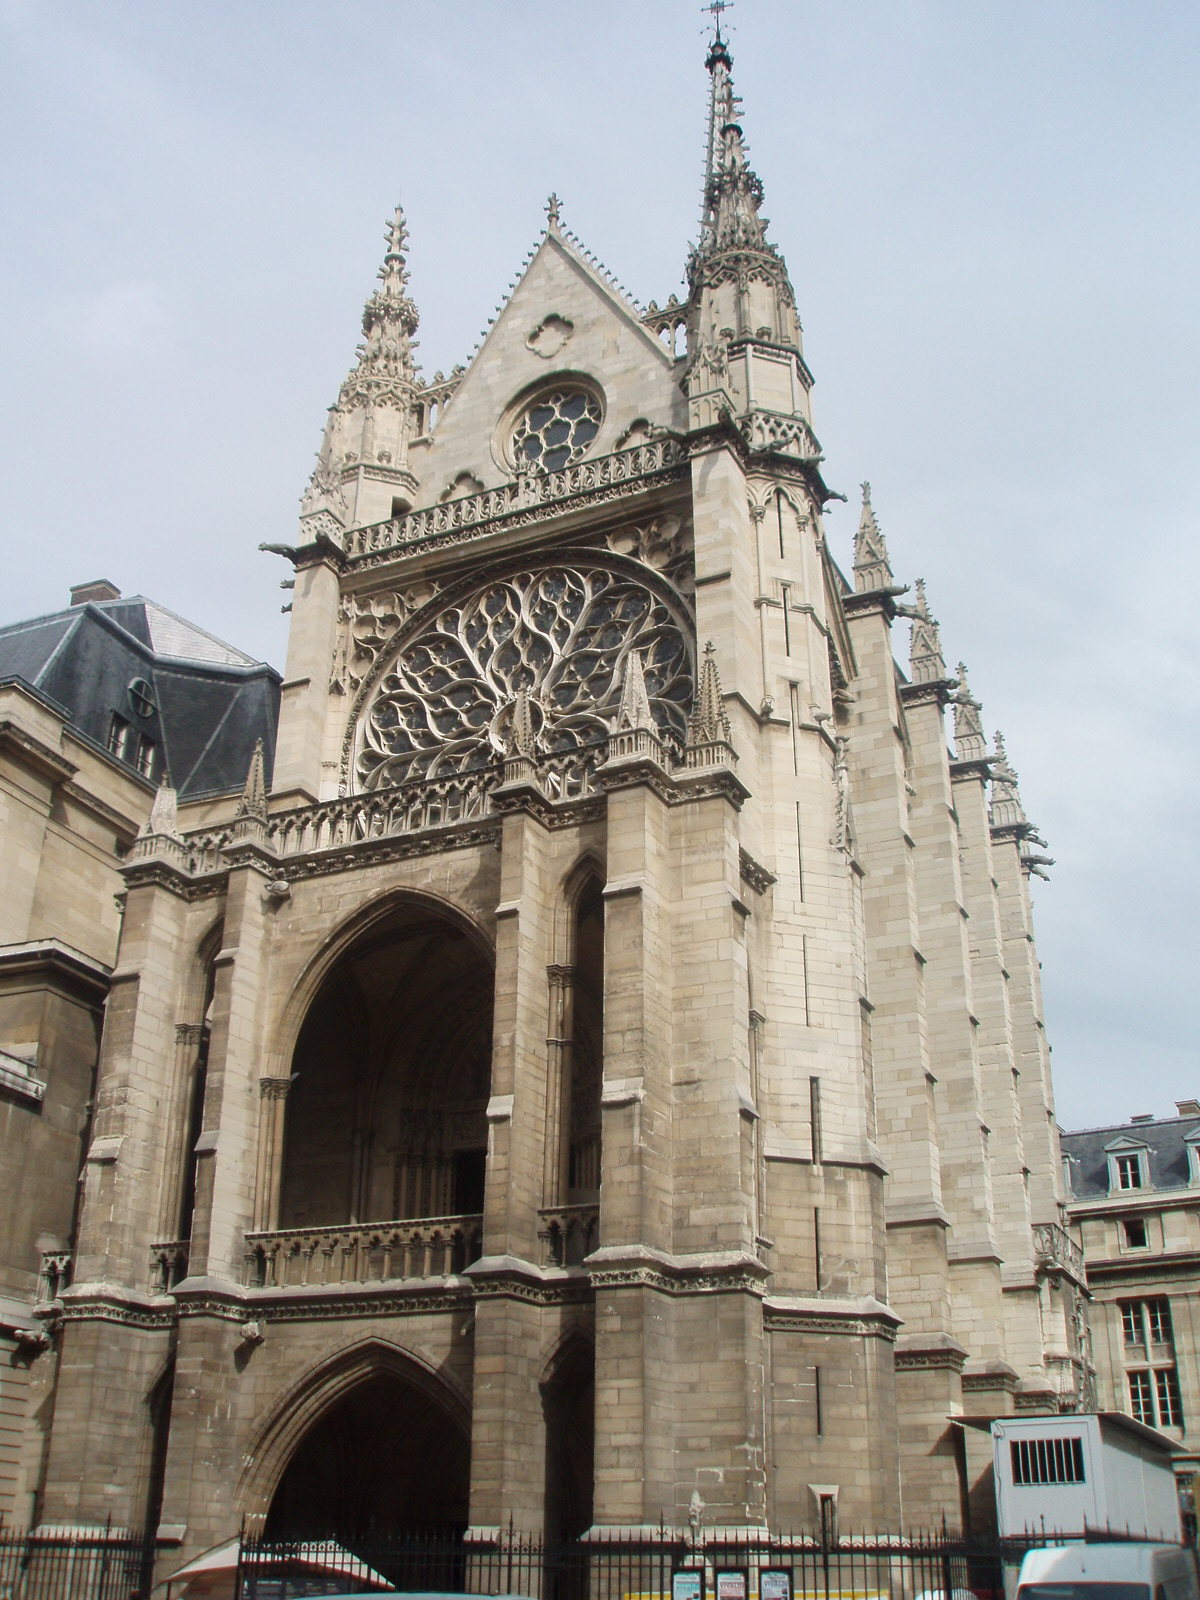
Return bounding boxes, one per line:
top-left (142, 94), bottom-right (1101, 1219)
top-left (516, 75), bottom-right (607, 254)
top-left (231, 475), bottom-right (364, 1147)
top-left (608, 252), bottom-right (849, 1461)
top-left (352, 554), bottom-right (694, 792)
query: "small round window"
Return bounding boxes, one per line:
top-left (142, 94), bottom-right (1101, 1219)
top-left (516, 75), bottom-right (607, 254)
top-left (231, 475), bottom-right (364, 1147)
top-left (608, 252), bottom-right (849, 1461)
top-left (128, 677), bottom-right (156, 719)
top-left (511, 387), bottom-right (601, 474)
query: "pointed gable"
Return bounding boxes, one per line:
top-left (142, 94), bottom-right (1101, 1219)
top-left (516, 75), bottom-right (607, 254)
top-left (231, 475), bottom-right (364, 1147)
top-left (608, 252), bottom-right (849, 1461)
top-left (408, 221), bottom-right (684, 512)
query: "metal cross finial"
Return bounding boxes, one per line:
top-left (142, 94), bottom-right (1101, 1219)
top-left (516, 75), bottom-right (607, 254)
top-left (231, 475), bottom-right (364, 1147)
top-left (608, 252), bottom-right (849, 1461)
top-left (546, 193), bottom-right (561, 227)
top-left (705, 0), bottom-right (732, 43)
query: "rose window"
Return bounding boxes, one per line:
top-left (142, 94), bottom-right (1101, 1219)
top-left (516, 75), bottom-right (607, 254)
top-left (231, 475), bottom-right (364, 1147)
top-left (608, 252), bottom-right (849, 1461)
top-left (355, 562), bottom-right (693, 791)
top-left (511, 389), bottom-right (601, 474)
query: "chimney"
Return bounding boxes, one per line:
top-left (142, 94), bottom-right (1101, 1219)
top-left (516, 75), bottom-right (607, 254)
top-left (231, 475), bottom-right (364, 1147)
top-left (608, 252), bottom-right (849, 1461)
top-left (70, 580), bottom-right (120, 607)
top-left (1176, 1100), bottom-right (1200, 1118)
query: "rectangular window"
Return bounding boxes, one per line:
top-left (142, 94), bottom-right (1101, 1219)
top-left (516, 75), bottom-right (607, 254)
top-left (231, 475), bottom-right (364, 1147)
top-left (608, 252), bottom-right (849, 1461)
top-left (1123, 1217), bottom-right (1149, 1249)
top-left (810, 1076), bottom-right (822, 1163)
top-left (1156, 1369), bottom-right (1183, 1428)
top-left (1121, 1302), bottom-right (1143, 1346)
top-left (1117, 1154), bottom-right (1143, 1190)
top-left (1010, 1435), bottom-right (1086, 1486)
top-left (1147, 1298), bottom-right (1173, 1345)
top-left (107, 713), bottom-right (130, 760)
top-left (781, 582), bottom-right (792, 655)
top-left (136, 735), bottom-right (157, 779)
top-left (1129, 1370), bottom-right (1154, 1425)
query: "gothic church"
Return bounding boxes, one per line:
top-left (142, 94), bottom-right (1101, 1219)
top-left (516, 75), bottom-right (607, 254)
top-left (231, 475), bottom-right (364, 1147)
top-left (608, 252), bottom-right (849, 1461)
top-left (4, 28), bottom-right (1087, 1568)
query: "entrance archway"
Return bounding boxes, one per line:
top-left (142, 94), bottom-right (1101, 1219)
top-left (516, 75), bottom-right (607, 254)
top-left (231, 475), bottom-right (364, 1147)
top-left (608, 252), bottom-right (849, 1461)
top-left (279, 900), bottom-right (494, 1231)
top-left (266, 1367), bottom-right (471, 1536)
top-left (542, 1339), bottom-right (595, 1544)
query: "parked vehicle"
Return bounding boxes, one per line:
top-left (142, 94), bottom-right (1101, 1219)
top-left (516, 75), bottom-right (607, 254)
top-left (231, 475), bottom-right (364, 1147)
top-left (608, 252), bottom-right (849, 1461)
top-left (1015, 1541), bottom-right (1199, 1600)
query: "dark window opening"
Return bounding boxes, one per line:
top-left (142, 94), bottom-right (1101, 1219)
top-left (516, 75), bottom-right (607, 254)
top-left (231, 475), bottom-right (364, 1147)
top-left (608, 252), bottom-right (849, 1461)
top-left (137, 735), bottom-right (157, 779)
top-left (1123, 1217), bottom-right (1149, 1249)
top-left (108, 713), bottom-right (131, 760)
top-left (1010, 1435), bottom-right (1086, 1486)
top-left (453, 1149), bottom-right (486, 1215)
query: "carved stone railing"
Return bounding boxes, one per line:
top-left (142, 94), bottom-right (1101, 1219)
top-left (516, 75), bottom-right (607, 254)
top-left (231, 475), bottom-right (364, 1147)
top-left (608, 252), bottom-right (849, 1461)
top-left (345, 438), bottom-right (688, 561)
top-left (538, 1204), bottom-right (600, 1269)
top-left (1033, 1222), bottom-right (1086, 1282)
top-left (243, 1215), bottom-right (484, 1289)
top-left (149, 1239), bottom-right (190, 1293)
top-left (740, 408), bottom-right (821, 462)
top-left (182, 770), bottom-right (498, 876)
top-left (38, 1250), bottom-right (72, 1302)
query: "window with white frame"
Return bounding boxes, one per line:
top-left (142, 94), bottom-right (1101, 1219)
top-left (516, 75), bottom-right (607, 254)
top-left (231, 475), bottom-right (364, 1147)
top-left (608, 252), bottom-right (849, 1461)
top-left (1116, 1153), bottom-right (1144, 1190)
top-left (1156, 1369), bottom-right (1183, 1428)
top-left (1129, 1370), bottom-right (1154, 1425)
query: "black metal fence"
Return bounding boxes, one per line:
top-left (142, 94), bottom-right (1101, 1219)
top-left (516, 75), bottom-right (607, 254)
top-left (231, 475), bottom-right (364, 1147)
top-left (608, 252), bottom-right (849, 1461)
top-left (0, 1524), bottom-right (156, 1600)
top-left (235, 1525), bottom-right (1015, 1600)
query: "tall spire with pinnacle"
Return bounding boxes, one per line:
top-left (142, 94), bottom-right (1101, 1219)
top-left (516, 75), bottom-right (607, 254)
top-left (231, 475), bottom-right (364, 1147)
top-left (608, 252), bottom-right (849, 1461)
top-left (853, 482), bottom-right (894, 593)
top-left (988, 732), bottom-right (1027, 831)
top-left (908, 579), bottom-right (948, 686)
top-left (952, 664), bottom-right (987, 762)
top-left (300, 203), bottom-right (423, 533)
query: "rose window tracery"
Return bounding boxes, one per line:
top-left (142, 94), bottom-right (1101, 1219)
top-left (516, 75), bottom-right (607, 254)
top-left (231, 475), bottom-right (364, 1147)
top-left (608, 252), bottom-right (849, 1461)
top-left (511, 389), bottom-right (602, 474)
top-left (355, 561), bottom-right (693, 791)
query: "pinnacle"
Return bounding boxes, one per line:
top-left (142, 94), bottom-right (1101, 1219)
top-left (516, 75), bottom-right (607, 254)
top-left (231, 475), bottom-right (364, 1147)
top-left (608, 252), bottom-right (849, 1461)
top-left (952, 662), bottom-right (987, 762)
top-left (140, 775), bottom-right (181, 841)
top-left (853, 480), bottom-right (894, 593)
top-left (908, 578), bottom-right (948, 685)
top-left (688, 641), bottom-right (733, 746)
top-left (613, 649), bottom-right (655, 732)
top-left (236, 738), bottom-right (269, 822)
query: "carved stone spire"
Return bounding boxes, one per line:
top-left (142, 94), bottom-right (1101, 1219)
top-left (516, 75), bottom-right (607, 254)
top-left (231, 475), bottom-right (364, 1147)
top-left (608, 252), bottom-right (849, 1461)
top-left (853, 482), bottom-right (894, 594)
top-left (236, 739), bottom-right (268, 823)
top-left (613, 649), bottom-right (655, 733)
top-left (685, 642), bottom-right (736, 769)
top-left (301, 203), bottom-right (423, 534)
top-left (908, 579), bottom-right (948, 686)
top-left (952, 663), bottom-right (987, 762)
top-left (507, 688), bottom-right (537, 760)
top-left (138, 776), bottom-right (181, 842)
top-left (988, 732), bottom-right (1027, 831)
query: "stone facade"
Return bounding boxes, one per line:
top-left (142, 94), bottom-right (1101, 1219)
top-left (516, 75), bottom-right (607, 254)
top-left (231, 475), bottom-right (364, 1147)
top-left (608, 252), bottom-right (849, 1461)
top-left (1062, 1107), bottom-right (1200, 1502)
top-left (4, 29), bottom-right (1083, 1571)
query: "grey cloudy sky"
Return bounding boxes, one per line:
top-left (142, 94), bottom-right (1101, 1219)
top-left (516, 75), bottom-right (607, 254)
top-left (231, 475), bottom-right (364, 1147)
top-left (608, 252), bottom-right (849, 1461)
top-left (2, 0), bottom-right (1196, 1132)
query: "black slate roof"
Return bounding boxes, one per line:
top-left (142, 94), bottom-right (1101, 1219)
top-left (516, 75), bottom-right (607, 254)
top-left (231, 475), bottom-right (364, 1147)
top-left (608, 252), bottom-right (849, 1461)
top-left (1060, 1116), bottom-right (1200, 1200)
top-left (0, 594), bottom-right (280, 800)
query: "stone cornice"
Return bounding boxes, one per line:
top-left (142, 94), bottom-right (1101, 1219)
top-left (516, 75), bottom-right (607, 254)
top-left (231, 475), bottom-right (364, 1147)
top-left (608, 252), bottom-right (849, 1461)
top-left (463, 1254), bottom-right (594, 1306)
top-left (174, 1273), bottom-right (486, 1322)
top-left (0, 939), bottom-right (112, 1006)
top-left (0, 716), bottom-right (77, 785)
top-left (57, 1281), bottom-right (177, 1330)
top-left (842, 586), bottom-right (908, 622)
top-left (899, 679), bottom-right (957, 711)
top-left (762, 1293), bottom-right (901, 1341)
top-left (893, 1331), bottom-right (969, 1371)
top-left (585, 1244), bottom-right (770, 1297)
top-left (949, 757), bottom-right (991, 784)
top-left (739, 848), bottom-right (776, 895)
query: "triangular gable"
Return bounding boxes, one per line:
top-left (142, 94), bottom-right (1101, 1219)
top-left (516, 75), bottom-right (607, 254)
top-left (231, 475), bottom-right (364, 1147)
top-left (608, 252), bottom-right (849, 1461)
top-left (407, 223), bottom-right (684, 513)
top-left (1104, 1133), bottom-right (1151, 1153)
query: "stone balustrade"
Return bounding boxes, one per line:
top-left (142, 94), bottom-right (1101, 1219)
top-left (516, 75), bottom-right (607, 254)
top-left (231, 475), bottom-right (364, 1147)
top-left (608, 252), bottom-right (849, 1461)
top-left (38, 1250), bottom-right (72, 1303)
top-left (149, 1239), bottom-right (190, 1293)
top-left (538, 1204), bottom-right (600, 1268)
top-left (243, 1215), bottom-right (484, 1289)
top-left (345, 438), bottom-right (687, 561)
top-left (1032, 1221), bottom-right (1086, 1282)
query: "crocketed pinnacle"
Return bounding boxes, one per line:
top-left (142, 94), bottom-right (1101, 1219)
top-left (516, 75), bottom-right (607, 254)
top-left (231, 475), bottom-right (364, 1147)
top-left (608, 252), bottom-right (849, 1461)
top-left (853, 482), bottom-right (894, 594)
top-left (236, 738), bottom-right (269, 822)
top-left (507, 688), bottom-right (537, 759)
top-left (613, 649), bottom-right (655, 732)
top-left (139, 775), bottom-right (181, 841)
top-left (988, 731), bottom-right (1027, 830)
top-left (908, 579), bottom-right (948, 686)
top-left (352, 203), bottom-right (419, 386)
top-left (952, 664), bottom-right (987, 762)
top-left (688, 641), bottom-right (733, 746)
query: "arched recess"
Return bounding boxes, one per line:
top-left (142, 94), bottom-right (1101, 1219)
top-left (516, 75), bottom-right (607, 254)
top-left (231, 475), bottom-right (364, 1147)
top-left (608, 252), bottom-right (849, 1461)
top-left (161, 918), bottom-right (223, 1249)
top-left (276, 894), bottom-right (495, 1232)
top-left (543, 861), bottom-right (604, 1264)
top-left (541, 1333), bottom-right (595, 1544)
top-left (239, 1339), bottom-right (472, 1535)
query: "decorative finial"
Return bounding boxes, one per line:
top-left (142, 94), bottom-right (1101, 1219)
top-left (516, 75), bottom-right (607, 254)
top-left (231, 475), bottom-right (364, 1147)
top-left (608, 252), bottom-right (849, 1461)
top-left (236, 739), bottom-right (268, 823)
top-left (988, 730), bottom-right (1028, 831)
top-left (613, 649), bottom-right (655, 732)
top-left (139, 774), bottom-right (181, 842)
top-left (908, 579), bottom-right (948, 685)
top-left (952, 662), bottom-right (987, 762)
top-left (705, 0), bottom-right (732, 45)
top-left (546, 193), bottom-right (561, 229)
top-left (853, 479), bottom-right (893, 594)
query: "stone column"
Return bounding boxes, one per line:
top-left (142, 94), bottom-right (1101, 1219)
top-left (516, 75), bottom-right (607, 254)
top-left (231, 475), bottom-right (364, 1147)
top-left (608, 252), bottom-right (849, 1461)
top-left (271, 550), bottom-right (341, 808)
top-left (543, 965), bottom-right (576, 1209)
top-left (253, 1076), bottom-right (293, 1232)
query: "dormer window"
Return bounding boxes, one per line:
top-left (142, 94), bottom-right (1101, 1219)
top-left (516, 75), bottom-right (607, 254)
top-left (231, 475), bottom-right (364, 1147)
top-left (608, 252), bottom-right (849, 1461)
top-left (1106, 1141), bottom-right (1150, 1194)
top-left (1185, 1132), bottom-right (1200, 1186)
top-left (1116, 1154), bottom-right (1143, 1190)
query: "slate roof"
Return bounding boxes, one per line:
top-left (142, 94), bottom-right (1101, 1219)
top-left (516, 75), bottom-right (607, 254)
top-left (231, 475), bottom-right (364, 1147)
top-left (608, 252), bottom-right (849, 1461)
top-left (1060, 1115), bottom-right (1200, 1200)
top-left (0, 594), bottom-right (280, 801)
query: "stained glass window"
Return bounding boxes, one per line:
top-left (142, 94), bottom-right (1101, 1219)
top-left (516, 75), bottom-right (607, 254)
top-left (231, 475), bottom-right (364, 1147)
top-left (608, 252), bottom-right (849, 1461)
top-left (512, 388), bottom-right (601, 474)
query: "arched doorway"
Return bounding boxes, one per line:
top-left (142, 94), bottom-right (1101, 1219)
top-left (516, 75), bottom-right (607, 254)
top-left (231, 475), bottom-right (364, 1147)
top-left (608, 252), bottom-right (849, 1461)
top-left (278, 900), bottom-right (493, 1232)
top-left (266, 1367), bottom-right (470, 1536)
top-left (542, 1339), bottom-right (595, 1544)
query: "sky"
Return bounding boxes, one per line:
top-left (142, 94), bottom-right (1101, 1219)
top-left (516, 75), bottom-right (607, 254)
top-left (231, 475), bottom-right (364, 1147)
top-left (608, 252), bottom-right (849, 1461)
top-left (2, 0), bottom-right (1197, 1132)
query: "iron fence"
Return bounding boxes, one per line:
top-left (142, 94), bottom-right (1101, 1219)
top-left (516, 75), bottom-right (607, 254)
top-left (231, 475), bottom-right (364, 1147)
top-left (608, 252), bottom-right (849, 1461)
top-left (0, 1524), bottom-right (155, 1600)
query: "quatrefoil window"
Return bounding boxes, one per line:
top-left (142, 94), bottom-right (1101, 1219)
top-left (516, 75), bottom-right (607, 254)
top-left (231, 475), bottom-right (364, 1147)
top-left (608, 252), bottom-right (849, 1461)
top-left (511, 388), bottom-right (601, 474)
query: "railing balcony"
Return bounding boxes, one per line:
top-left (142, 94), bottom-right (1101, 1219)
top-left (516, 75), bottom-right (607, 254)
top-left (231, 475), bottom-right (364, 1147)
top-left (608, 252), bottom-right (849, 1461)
top-left (243, 1215), bottom-right (483, 1289)
top-left (538, 1204), bottom-right (600, 1268)
top-left (1032, 1221), bottom-right (1086, 1282)
top-left (149, 1239), bottom-right (190, 1293)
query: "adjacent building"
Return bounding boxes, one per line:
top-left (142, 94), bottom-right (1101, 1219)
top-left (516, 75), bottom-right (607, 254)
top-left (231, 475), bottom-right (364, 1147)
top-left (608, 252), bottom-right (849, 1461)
top-left (0, 584), bottom-right (278, 1523)
top-left (1, 28), bottom-right (1085, 1570)
top-left (1062, 1107), bottom-right (1200, 1494)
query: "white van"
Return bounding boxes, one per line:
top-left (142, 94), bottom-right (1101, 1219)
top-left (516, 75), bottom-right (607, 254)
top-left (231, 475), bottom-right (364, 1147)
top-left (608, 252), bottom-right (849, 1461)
top-left (1016, 1543), bottom-right (1199, 1600)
